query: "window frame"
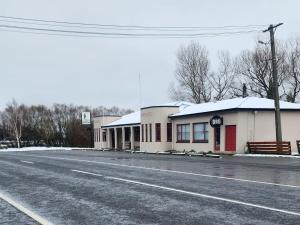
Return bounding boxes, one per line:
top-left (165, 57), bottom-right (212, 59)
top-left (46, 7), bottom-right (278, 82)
top-left (141, 124), bottom-right (144, 142)
top-left (176, 124), bottom-right (190, 143)
top-left (193, 122), bottom-right (209, 143)
top-left (149, 123), bottom-right (152, 142)
top-left (145, 124), bottom-right (148, 142)
top-left (167, 123), bottom-right (172, 142)
top-left (102, 130), bottom-right (107, 142)
top-left (155, 123), bottom-right (161, 142)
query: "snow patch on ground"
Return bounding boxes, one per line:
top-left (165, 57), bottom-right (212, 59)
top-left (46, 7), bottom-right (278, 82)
top-left (0, 147), bottom-right (73, 152)
top-left (234, 153), bottom-right (300, 158)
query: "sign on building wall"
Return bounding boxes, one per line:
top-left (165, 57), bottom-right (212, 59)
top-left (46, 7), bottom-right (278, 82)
top-left (210, 115), bottom-right (223, 128)
top-left (81, 112), bottom-right (91, 125)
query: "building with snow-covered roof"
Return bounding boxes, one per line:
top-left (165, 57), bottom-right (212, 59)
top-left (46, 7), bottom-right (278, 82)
top-left (94, 97), bottom-right (300, 154)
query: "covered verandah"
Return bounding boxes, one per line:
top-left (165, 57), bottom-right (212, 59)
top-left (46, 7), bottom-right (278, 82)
top-left (104, 125), bottom-right (140, 150)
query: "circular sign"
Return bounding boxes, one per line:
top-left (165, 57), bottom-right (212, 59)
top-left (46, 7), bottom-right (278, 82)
top-left (210, 115), bottom-right (223, 128)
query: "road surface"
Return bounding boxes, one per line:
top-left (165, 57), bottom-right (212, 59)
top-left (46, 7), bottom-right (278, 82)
top-left (0, 150), bottom-right (299, 225)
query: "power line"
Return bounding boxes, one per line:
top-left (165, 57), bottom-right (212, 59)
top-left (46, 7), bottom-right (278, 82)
top-left (0, 27), bottom-right (260, 39)
top-left (0, 24), bottom-right (261, 38)
top-left (0, 18), bottom-right (266, 32)
top-left (0, 15), bottom-right (267, 31)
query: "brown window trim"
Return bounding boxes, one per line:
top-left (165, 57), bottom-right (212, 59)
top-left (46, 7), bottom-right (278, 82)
top-left (192, 122), bottom-right (208, 143)
top-left (167, 123), bottom-right (172, 142)
top-left (141, 124), bottom-right (144, 142)
top-left (176, 140), bottom-right (190, 143)
top-left (155, 123), bottom-right (161, 142)
top-left (149, 123), bottom-right (152, 142)
top-left (176, 123), bottom-right (190, 143)
top-left (145, 124), bottom-right (148, 142)
top-left (192, 140), bottom-right (208, 143)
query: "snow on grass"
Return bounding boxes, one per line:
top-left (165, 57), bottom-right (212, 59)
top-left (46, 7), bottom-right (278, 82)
top-left (0, 147), bottom-right (73, 152)
top-left (234, 153), bottom-right (300, 158)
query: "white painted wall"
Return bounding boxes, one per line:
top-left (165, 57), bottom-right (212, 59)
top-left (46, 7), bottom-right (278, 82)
top-left (93, 116), bottom-right (121, 149)
top-left (140, 106), bottom-right (179, 152)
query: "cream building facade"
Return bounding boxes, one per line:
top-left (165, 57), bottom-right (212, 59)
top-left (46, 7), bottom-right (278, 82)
top-left (94, 97), bottom-right (300, 154)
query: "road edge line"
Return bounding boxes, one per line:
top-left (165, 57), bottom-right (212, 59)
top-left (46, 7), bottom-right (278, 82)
top-left (0, 191), bottom-right (54, 225)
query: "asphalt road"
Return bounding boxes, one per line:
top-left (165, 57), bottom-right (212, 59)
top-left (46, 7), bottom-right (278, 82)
top-left (0, 150), bottom-right (300, 225)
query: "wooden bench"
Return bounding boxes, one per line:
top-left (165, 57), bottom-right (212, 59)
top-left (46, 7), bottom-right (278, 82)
top-left (247, 141), bottom-right (291, 155)
top-left (297, 141), bottom-right (300, 154)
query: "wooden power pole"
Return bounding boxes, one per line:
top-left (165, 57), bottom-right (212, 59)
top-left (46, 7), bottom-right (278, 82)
top-left (263, 23), bottom-right (283, 142)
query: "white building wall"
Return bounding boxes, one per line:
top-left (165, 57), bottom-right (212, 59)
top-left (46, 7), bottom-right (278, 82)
top-left (172, 112), bottom-right (241, 153)
top-left (140, 106), bottom-right (179, 152)
top-left (172, 110), bottom-right (300, 154)
top-left (93, 116), bottom-right (121, 149)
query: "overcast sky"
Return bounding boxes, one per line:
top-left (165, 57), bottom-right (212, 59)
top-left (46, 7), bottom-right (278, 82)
top-left (0, 0), bottom-right (299, 111)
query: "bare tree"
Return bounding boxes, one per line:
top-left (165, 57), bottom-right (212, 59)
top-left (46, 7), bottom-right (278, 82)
top-left (285, 38), bottom-right (300, 102)
top-left (209, 51), bottom-right (235, 100)
top-left (234, 42), bottom-right (287, 99)
top-left (4, 100), bottom-right (24, 148)
top-left (170, 42), bottom-right (212, 103)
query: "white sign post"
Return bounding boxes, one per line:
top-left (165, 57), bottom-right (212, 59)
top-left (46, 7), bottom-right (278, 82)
top-left (81, 112), bottom-right (91, 125)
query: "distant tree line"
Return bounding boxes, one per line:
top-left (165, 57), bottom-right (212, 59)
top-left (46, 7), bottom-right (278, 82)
top-left (0, 100), bottom-right (133, 148)
top-left (170, 37), bottom-right (300, 103)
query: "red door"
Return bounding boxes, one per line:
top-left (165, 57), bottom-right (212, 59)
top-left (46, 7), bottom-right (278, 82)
top-left (225, 125), bottom-right (236, 151)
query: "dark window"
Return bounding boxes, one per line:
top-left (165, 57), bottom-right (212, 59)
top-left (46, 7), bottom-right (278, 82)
top-left (125, 127), bottom-right (130, 141)
top-left (155, 123), bottom-right (161, 142)
top-left (149, 123), bottom-right (152, 142)
top-left (193, 123), bottom-right (208, 143)
top-left (141, 124), bottom-right (144, 142)
top-left (102, 130), bottom-right (107, 142)
top-left (167, 123), bottom-right (172, 142)
top-left (145, 124), bottom-right (148, 142)
top-left (134, 127), bottom-right (140, 142)
top-left (177, 124), bottom-right (190, 143)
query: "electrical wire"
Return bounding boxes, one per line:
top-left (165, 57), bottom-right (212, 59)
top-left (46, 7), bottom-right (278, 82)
top-left (0, 24), bottom-right (261, 38)
top-left (0, 15), bottom-right (267, 31)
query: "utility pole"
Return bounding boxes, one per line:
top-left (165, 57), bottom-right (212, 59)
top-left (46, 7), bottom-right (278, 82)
top-left (263, 23), bottom-right (283, 142)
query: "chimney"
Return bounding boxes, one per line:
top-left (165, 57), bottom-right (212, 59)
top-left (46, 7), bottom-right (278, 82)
top-left (242, 83), bottom-right (248, 98)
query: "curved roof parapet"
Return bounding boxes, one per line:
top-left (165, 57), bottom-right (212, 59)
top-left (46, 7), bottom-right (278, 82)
top-left (170, 97), bottom-right (300, 118)
top-left (141, 101), bottom-right (194, 111)
top-left (102, 111), bottom-right (141, 128)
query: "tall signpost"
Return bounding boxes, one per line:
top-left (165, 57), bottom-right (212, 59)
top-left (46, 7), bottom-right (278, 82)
top-left (263, 23), bottom-right (283, 143)
top-left (82, 112), bottom-right (93, 148)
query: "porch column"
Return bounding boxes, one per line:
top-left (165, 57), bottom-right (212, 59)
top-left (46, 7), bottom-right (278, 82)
top-left (114, 128), bottom-right (118, 149)
top-left (122, 127), bottom-right (126, 150)
top-left (107, 128), bottom-right (111, 149)
top-left (130, 126), bottom-right (134, 150)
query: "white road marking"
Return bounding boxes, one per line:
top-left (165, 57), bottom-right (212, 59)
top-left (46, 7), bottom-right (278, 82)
top-left (0, 191), bottom-right (54, 225)
top-left (24, 154), bottom-right (300, 189)
top-left (72, 169), bottom-right (103, 177)
top-left (20, 160), bottom-right (34, 164)
top-left (72, 169), bottom-right (300, 217)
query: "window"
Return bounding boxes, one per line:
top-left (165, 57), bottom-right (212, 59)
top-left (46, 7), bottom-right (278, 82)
top-left (149, 123), bottom-right (152, 142)
top-left (177, 124), bottom-right (190, 143)
top-left (102, 130), bottom-right (107, 142)
top-left (193, 123), bottom-right (208, 142)
top-left (155, 123), bottom-right (161, 142)
top-left (134, 127), bottom-right (140, 142)
top-left (94, 129), bottom-right (97, 142)
top-left (145, 124), bottom-right (148, 142)
top-left (167, 123), bottom-right (172, 142)
top-left (141, 124), bottom-right (144, 142)
top-left (125, 127), bottom-right (130, 141)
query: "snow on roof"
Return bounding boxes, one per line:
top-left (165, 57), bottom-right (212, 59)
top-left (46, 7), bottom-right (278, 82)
top-left (102, 101), bottom-right (194, 127)
top-left (171, 97), bottom-right (300, 117)
top-left (103, 110), bottom-right (140, 127)
top-left (142, 101), bottom-right (195, 110)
